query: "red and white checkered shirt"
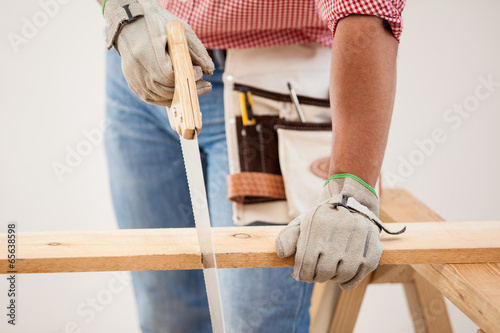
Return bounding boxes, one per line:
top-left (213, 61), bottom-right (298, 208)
top-left (158, 0), bottom-right (405, 49)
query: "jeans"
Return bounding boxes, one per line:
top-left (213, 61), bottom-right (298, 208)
top-left (104, 47), bottom-right (314, 333)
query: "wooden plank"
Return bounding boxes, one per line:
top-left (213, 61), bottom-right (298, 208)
top-left (310, 281), bottom-right (341, 333)
top-left (309, 282), bottom-right (328, 332)
top-left (413, 263), bottom-right (500, 333)
top-left (378, 220), bottom-right (500, 265)
top-left (403, 273), bottom-right (453, 333)
top-left (379, 188), bottom-right (444, 223)
top-left (1, 220), bottom-right (500, 274)
top-left (404, 280), bottom-right (427, 333)
top-left (0, 220), bottom-right (499, 274)
top-left (328, 273), bottom-right (372, 333)
top-left (380, 189), bottom-right (500, 333)
top-left (368, 264), bottom-right (452, 332)
top-left (371, 265), bottom-right (415, 284)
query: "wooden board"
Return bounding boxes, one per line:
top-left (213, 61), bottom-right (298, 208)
top-left (328, 273), bottom-right (372, 333)
top-left (403, 273), bottom-right (453, 333)
top-left (370, 265), bottom-right (415, 284)
top-left (0, 220), bottom-right (499, 274)
top-left (380, 189), bottom-right (500, 333)
top-left (413, 263), bottom-right (500, 333)
top-left (309, 281), bottom-right (341, 333)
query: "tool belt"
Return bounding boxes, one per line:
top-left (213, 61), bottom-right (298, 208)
top-left (223, 44), bottom-right (334, 225)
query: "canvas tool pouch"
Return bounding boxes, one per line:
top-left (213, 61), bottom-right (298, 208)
top-left (223, 43), bottom-right (333, 225)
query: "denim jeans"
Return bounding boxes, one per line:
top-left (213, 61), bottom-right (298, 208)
top-left (104, 48), bottom-right (314, 333)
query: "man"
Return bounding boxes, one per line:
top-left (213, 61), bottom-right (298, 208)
top-left (99, 0), bottom-right (405, 331)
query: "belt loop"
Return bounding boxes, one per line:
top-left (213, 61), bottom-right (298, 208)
top-left (210, 49), bottom-right (226, 71)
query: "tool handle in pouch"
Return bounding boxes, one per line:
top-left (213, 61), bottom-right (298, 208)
top-left (165, 21), bottom-right (202, 140)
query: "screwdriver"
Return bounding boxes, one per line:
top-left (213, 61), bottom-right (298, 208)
top-left (239, 86), bottom-right (256, 126)
top-left (287, 82), bottom-right (306, 123)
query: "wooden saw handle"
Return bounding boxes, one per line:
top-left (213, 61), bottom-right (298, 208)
top-left (165, 21), bottom-right (202, 140)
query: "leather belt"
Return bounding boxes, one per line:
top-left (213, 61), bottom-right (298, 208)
top-left (227, 172), bottom-right (286, 204)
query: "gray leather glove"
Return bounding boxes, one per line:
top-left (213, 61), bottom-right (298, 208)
top-left (276, 176), bottom-right (405, 290)
top-left (103, 0), bottom-right (215, 106)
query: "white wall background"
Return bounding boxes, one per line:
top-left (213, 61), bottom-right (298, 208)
top-left (0, 0), bottom-right (498, 332)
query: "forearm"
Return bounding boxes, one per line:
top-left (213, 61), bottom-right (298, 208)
top-left (329, 15), bottom-right (398, 188)
top-left (97, 0), bottom-right (103, 5)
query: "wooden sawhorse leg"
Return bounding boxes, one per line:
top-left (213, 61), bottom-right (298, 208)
top-left (310, 265), bottom-right (453, 333)
top-left (403, 272), bottom-right (453, 333)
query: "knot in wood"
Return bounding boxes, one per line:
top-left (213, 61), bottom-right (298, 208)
top-left (233, 233), bottom-right (250, 239)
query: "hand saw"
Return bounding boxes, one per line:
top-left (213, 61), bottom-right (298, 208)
top-left (165, 20), bottom-right (225, 332)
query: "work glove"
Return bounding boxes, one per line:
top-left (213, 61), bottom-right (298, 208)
top-left (103, 0), bottom-right (215, 106)
top-left (276, 175), bottom-right (405, 290)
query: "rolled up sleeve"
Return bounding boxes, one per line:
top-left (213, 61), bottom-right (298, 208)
top-left (316, 0), bottom-right (406, 41)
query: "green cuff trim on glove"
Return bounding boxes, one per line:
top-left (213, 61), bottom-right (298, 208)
top-left (324, 173), bottom-right (378, 199)
top-left (102, 0), bottom-right (108, 16)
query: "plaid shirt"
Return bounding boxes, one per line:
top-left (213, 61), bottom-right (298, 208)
top-left (159, 0), bottom-right (406, 49)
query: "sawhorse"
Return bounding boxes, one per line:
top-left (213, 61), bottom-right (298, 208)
top-left (310, 189), bottom-right (500, 333)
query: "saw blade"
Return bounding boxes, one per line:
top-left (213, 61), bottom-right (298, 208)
top-left (180, 133), bottom-right (226, 333)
